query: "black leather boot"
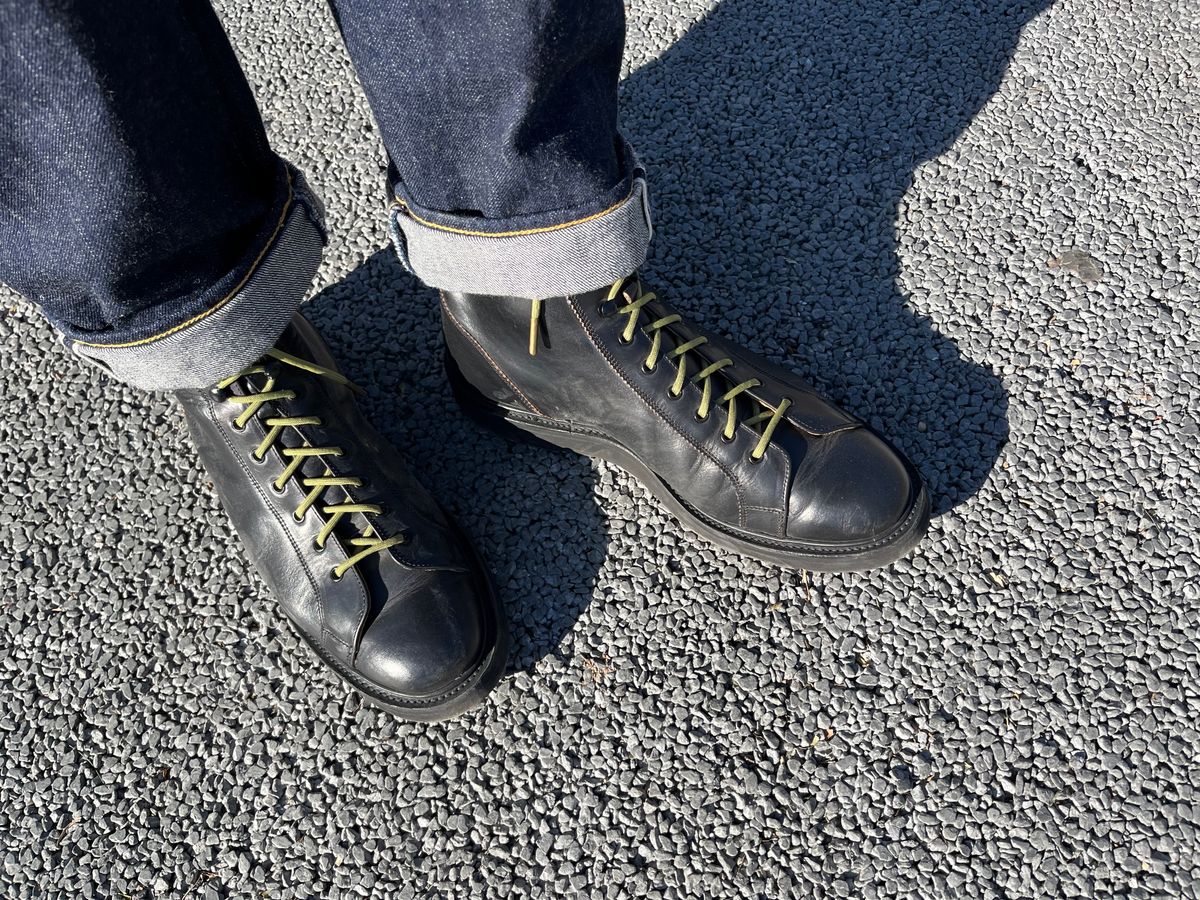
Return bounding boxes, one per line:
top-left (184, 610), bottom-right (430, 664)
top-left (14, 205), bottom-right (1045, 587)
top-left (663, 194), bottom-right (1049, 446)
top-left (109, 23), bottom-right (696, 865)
top-left (176, 314), bottom-right (507, 721)
top-left (441, 276), bottom-right (929, 571)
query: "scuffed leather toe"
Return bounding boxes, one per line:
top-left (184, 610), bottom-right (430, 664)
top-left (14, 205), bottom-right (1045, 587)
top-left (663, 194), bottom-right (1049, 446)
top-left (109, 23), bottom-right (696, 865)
top-left (354, 570), bottom-right (485, 699)
top-left (785, 426), bottom-right (915, 546)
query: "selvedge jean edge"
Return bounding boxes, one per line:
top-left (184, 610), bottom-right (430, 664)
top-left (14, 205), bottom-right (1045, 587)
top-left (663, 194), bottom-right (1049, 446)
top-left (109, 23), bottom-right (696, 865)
top-left (388, 172), bottom-right (653, 298)
top-left (70, 166), bottom-right (326, 391)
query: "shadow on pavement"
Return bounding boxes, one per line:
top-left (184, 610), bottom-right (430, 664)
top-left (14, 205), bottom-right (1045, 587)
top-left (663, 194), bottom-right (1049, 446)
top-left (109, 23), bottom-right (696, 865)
top-left (623, 0), bottom-right (1052, 514)
top-left (309, 0), bottom-right (1050, 667)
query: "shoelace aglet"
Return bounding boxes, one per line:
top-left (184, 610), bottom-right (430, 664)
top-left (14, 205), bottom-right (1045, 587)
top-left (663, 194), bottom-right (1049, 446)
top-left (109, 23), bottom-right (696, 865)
top-left (264, 348), bottom-right (366, 394)
top-left (528, 297), bottom-right (543, 356)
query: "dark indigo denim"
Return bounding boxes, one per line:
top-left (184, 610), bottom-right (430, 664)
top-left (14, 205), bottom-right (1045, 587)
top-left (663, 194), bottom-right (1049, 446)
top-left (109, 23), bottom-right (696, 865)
top-left (330, 0), bottom-right (632, 232)
top-left (0, 0), bottom-right (631, 346)
top-left (0, 0), bottom-right (295, 345)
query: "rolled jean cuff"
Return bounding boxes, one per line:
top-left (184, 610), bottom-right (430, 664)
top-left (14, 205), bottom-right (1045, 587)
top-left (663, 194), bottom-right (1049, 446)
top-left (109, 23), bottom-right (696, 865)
top-left (388, 173), bottom-right (653, 298)
top-left (70, 167), bottom-right (326, 391)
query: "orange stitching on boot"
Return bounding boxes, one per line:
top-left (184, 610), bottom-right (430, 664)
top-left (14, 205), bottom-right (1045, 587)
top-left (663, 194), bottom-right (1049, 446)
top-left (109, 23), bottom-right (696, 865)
top-left (440, 293), bottom-right (544, 416)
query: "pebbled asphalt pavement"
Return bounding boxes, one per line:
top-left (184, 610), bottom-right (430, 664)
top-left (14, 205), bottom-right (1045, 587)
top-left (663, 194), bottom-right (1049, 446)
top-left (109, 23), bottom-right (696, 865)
top-left (2, 0), bottom-right (1198, 897)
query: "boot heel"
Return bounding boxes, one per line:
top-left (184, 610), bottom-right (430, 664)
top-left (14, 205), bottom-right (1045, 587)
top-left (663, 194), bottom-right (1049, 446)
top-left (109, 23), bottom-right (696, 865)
top-left (443, 349), bottom-right (562, 451)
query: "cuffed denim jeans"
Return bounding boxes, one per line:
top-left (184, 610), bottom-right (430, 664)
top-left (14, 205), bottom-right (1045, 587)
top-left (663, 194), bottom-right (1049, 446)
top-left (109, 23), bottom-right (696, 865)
top-left (0, 0), bottom-right (652, 390)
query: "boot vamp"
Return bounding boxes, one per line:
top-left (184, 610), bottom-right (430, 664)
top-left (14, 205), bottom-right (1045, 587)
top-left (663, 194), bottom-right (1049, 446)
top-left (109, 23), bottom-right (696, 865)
top-left (650, 308), bottom-right (917, 543)
top-left (553, 293), bottom-right (915, 541)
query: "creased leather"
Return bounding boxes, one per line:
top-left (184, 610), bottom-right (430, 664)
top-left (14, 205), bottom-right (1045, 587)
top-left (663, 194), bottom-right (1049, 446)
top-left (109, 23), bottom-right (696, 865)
top-left (441, 284), bottom-right (918, 547)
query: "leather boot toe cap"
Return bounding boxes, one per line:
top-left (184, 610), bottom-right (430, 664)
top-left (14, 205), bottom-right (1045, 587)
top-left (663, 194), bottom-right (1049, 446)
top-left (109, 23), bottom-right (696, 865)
top-left (354, 571), bottom-right (486, 700)
top-left (785, 427), bottom-right (917, 546)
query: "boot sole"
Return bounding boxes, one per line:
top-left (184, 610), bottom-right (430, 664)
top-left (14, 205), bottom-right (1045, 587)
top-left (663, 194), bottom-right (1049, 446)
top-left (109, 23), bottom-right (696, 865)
top-left (286, 515), bottom-right (509, 722)
top-left (447, 352), bottom-right (930, 572)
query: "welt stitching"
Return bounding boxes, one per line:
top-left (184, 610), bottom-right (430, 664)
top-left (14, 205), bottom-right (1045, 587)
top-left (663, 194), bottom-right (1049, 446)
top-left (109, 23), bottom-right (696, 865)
top-left (682, 487), bottom-right (926, 554)
top-left (440, 293), bottom-right (544, 415)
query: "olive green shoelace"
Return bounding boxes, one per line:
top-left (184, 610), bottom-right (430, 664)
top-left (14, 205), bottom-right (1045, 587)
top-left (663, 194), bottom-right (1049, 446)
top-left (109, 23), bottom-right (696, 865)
top-left (527, 280), bottom-right (791, 461)
top-left (217, 349), bottom-right (405, 580)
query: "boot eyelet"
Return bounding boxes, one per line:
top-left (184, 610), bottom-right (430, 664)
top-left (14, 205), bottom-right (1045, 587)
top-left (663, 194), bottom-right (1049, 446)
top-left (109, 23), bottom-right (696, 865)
top-left (229, 420), bottom-right (246, 432)
top-left (747, 453), bottom-right (765, 464)
top-left (270, 481), bottom-right (286, 495)
top-left (597, 299), bottom-right (618, 318)
top-left (694, 412), bottom-right (709, 423)
top-left (292, 511), bottom-right (305, 523)
top-left (720, 432), bottom-right (736, 444)
top-left (641, 362), bottom-right (658, 375)
top-left (329, 570), bottom-right (343, 582)
top-left (313, 540), bottom-right (325, 553)
top-left (617, 334), bottom-right (633, 346)
top-left (667, 389), bottom-right (683, 401)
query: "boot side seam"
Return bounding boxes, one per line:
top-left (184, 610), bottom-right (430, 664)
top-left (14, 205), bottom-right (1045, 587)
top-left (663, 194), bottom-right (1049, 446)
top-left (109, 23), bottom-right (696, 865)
top-left (743, 503), bottom-right (787, 536)
top-left (440, 292), bottom-right (544, 416)
top-left (765, 439), bottom-right (792, 537)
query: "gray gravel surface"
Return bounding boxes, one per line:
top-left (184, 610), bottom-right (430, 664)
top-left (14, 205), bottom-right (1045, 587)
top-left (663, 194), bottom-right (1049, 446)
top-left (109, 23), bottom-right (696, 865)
top-left (3, 0), bottom-right (1199, 897)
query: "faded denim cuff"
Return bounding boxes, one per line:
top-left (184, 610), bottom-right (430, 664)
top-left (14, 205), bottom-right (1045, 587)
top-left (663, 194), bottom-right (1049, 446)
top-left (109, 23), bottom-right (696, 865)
top-left (388, 171), bottom-right (653, 298)
top-left (71, 168), bottom-right (325, 391)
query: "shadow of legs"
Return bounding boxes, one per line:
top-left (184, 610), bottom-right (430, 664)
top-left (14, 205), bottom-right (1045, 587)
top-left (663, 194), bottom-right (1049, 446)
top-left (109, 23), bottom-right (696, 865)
top-left (622, 0), bottom-right (1052, 513)
top-left (299, 0), bottom-right (1051, 663)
